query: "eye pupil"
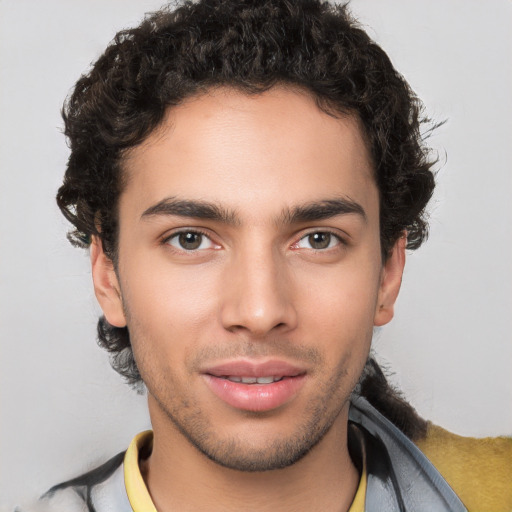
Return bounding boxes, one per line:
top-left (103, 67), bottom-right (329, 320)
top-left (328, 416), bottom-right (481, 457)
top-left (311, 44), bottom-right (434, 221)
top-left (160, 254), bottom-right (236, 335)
top-left (179, 232), bottom-right (202, 250)
top-left (308, 232), bottom-right (331, 249)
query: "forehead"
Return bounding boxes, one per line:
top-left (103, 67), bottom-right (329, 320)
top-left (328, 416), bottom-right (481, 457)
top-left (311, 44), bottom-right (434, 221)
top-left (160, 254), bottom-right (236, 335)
top-left (121, 87), bottom-right (377, 221)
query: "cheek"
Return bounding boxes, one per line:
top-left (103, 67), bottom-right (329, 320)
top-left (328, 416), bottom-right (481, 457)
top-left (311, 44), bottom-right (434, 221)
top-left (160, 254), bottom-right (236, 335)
top-left (118, 255), bottom-right (222, 374)
top-left (298, 260), bottom-right (381, 329)
top-left (122, 254), bottom-right (219, 323)
top-left (296, 257), bottom-right (380, 372)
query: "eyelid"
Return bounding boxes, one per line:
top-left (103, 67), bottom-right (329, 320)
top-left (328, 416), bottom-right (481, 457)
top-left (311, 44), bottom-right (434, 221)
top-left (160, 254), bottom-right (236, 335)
top-left (162, 227), bottom-right (221, 251)
top-left (291, 228), bottom-right (348, 250)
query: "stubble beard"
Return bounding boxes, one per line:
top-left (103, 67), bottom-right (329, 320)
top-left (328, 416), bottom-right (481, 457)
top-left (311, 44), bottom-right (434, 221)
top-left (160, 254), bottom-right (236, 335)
top-left (125, 299), bottom-right (362, 473)
top-left (147, 362), bottom-right (352, 473)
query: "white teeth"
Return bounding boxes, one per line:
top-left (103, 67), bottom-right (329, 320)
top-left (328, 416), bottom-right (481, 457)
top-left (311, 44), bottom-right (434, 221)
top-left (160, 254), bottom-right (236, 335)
top-left (225, 376), bottom-right (281, 384)
top-left (256, 376), bottom-right (275, 384)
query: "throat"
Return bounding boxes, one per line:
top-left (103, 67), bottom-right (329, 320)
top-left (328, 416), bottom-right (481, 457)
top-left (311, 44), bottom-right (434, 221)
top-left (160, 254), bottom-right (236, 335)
top-left (142, 403), bottom-right (360, 512)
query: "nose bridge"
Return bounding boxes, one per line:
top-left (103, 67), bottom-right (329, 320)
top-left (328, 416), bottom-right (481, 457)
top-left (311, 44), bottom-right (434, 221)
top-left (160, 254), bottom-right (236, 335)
top-left (220, 238), bottom-right (296, 335)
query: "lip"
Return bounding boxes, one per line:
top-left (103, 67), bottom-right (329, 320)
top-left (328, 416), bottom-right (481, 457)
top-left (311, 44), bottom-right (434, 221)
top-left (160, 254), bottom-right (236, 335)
top-left (203, 359), bottom-right (305, 378)
top-left (202, 359), bottom-right (307, 412)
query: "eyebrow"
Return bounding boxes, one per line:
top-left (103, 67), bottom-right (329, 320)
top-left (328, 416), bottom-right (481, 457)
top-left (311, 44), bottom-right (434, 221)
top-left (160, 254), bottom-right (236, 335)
top-left (141, 197), bottom-right (239, 225)
top-left (280, 198), bottom-right (367, 224)
top-left (141, 196), bottom-right (366, 225)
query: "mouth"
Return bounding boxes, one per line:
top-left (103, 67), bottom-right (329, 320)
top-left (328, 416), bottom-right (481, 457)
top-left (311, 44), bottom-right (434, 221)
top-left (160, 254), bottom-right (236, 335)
top-left (202, 360), bottom-right (307, 412)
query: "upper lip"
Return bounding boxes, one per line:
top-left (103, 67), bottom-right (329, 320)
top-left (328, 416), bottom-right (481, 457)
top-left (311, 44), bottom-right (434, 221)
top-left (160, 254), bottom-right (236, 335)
top-left (202, 359), bottom-right (306, 378)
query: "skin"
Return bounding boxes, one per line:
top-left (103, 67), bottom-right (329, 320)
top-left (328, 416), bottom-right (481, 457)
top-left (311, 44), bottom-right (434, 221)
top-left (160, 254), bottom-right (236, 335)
top-left (91, 87), bottom-right (405, 512)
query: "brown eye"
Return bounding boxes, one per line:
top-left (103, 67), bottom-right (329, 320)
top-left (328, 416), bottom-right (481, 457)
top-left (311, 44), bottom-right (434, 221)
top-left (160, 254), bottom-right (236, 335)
top-left (166, 231), bottom-right (215, 251)
top-left (308, 232), bottom-right (332, 249)
top-left (308, 233), bottom-right (331, 249)
top-left (295, 231), bottom-right (341, 251)
top-left (179, 232), bottom-right (202, 250)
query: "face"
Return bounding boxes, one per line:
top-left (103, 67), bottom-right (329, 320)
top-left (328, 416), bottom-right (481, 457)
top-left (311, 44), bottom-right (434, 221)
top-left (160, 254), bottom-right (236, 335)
top-left (92, 87), bottom-right (404, 471)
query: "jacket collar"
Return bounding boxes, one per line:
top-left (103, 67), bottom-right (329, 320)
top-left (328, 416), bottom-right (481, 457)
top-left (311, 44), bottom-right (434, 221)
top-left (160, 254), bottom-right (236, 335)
top-left (349, 396), bottom-right (467, 511)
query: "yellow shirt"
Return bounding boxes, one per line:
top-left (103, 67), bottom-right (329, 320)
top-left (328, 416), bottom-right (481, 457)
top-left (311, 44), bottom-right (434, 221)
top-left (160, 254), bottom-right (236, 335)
top-left (123, 430), bottom-right (366, 512)
top-left (415, 423), bottom-right (512, 512)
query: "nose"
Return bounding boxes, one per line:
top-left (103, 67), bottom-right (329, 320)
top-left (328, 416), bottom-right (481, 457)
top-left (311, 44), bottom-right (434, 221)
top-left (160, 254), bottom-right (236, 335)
top-left (220, 245), bottom-right (298, 337)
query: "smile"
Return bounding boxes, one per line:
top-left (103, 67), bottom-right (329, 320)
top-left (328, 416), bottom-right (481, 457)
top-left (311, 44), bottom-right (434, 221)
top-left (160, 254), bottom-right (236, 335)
top-left (201, 360), bottom-right (307, 412)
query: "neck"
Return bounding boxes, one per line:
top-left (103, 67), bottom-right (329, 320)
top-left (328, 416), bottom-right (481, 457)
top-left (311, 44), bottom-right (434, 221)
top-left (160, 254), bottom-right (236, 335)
top-left (142, 397), bottom-right (359, 512)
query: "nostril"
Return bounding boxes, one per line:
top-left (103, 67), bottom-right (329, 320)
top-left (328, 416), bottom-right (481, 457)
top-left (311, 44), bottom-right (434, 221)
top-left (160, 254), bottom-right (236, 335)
top-left (226, 324), bottom-right (246, 334)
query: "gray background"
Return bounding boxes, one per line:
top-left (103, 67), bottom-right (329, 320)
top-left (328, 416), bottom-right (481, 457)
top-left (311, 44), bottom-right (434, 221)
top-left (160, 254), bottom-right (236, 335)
top-left (1, 0), bottom-right (511, 508)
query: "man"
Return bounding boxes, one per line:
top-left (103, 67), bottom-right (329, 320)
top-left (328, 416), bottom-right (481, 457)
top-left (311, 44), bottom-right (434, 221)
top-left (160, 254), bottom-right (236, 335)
top-left (31, 0), bottom-right (510, 510)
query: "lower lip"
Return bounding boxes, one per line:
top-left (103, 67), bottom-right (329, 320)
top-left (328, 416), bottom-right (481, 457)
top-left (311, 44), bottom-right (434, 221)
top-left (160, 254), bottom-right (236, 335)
top-left (203, 375), bottom-right (306, 412)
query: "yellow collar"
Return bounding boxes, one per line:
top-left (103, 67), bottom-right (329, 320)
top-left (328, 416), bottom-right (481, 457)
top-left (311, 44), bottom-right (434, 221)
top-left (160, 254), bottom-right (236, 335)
top-left (124, 430), bottom-right (157, 512)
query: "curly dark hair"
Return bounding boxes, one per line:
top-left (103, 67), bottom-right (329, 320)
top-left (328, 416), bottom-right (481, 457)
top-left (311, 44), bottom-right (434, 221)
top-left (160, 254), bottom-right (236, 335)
top-left (57, 0), bottom-right (436, 404)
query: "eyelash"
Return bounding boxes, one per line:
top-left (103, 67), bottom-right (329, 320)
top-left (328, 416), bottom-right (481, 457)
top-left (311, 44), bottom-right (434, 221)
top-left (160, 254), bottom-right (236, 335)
top-left (292, 230), bottom-right (346, 251)
top-left (162, 228), bottom-right (217, 252)
top-left (162, 228), bottom-right (347, 253)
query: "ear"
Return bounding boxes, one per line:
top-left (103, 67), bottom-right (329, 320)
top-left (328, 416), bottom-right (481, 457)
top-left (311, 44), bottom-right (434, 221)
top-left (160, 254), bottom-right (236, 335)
top-left (90, 236), bottom-right (127, 328)
top-left (373, 234), bottom-right (406, 327)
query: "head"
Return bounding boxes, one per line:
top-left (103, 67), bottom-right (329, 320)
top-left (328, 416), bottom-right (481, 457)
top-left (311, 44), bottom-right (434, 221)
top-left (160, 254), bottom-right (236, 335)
top-left (57, 0), bottom-right (434, 467)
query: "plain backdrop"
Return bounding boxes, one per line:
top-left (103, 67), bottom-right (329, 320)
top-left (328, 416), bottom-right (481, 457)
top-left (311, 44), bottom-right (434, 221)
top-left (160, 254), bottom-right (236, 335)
top-left (1, 0), bottom-right (511, 508)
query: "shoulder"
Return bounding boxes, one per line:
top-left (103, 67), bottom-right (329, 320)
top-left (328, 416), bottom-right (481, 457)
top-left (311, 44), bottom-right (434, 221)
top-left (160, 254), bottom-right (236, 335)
top-left (415, 423), bottom-right (512, 511)
top-left (21, 451), bottom-right (130, 512)
top-left (14, 489), bottom-right (88, 512)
